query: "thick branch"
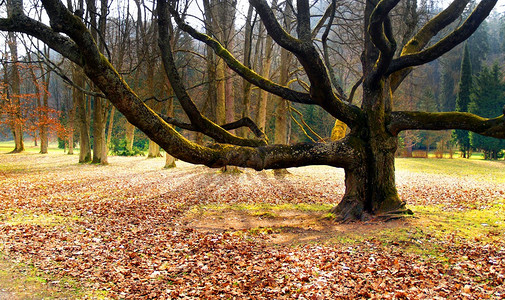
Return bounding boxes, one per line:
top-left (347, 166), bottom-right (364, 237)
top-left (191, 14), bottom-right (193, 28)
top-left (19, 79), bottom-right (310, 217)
top-left (250, 0), bottom-right (362, 125)
top-left (0, 15), bottom-right (83, 65)
top-left (368, 0), bottom-right (399, 81)
top-left (296, 0), bottom-right (311, 41)
top-left (21, 0), bottom-right (360, 171)
top-left (388, 110), bottom-right (505, 139)
top-left (168, 4), bottom-right (315, 105)
top-left (390, 0), bottom-right (470, 91)
top-left (388, 0), bottom-right (497, 75)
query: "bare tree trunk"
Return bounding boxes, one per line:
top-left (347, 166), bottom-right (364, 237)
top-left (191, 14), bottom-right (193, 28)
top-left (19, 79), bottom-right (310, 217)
top-left (73, 66), bottom-right (91, 163)
top-left (68, 100), bottom-right (75, 155)
top-left (216, 59), bottom-right (226, 125)
top-left (8, 32), bottom-right (24, 153)
top-left (164, 91), bottom-right (176, 168)
top-left (240, 4), bottom-right (254, 138)
top-left (256, 28), bottom-right (273, 133)
top-left (40, 64), bottom-right (51, 154)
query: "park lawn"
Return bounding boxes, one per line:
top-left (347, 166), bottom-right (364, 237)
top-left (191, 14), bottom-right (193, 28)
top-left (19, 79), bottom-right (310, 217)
top-left (0, 152), bottom-right (504, 298)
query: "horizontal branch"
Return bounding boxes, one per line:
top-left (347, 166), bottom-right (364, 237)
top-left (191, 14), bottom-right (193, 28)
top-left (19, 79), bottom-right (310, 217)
top-left (388, 110), bottom-right (505, 139)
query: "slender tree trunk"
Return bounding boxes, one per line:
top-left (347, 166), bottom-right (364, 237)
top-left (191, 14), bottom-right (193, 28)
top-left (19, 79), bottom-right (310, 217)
top-left (216, 59), bottom-right (226, 125)
top-left (40, 69), bottom-right (51, 154)
top-left (125, 122), bottom-right (135, 151)
top-left (8, 32), bottom-right (24, 153)
top-left (240, 5), bottom-right (254, 138)
top-left (68, 100), bottom-right (75, 155)
top-left (256, 29), bottom-right (273, 133)
top-left (73, 66), bottom-right (91, 162)
top-left (106, 106), bottom-right (115, 153)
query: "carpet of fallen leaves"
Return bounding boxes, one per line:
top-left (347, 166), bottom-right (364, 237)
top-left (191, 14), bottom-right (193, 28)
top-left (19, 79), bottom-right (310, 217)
top-left (0, 153), bottom-right (504, 299)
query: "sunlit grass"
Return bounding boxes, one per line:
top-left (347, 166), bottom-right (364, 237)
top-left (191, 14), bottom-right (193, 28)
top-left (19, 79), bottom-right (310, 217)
top-left (395, 157), bottom-right (505, 183)
top-left (0, 140), bottom-right (73, 154)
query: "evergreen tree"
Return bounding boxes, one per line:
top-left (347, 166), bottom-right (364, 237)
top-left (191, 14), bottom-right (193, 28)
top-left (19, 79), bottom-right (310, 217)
top-left (453, 43), bottom-right (473, 158)
top-left (469, 64), bottom-right (505, 160)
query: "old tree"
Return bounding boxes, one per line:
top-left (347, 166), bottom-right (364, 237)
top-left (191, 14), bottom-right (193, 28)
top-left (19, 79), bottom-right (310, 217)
top-left (1, 0), bottom-right (504, 220)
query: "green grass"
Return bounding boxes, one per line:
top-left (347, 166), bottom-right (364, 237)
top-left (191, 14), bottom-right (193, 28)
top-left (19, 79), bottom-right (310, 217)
top-left (325, 199), bottom-right (505, 260)
top-left (395, 157), bottom-right (505, 182)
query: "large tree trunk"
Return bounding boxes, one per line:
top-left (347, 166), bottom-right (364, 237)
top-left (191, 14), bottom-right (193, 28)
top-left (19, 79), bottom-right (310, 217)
top-left (92, 96), bottom-right (108, 164)
top-left (333, 80), bottom-right (408, 220)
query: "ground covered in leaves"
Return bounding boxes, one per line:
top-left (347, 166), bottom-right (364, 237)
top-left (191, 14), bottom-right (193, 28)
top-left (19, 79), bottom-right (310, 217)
top-left (0, 153), bottom-right (504, 299)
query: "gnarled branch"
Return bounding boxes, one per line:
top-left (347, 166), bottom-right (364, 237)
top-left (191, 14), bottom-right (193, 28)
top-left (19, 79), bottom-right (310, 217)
top-left (388, 110), bottom-right (505, 139)
top-left (367, 0), bottom-right (399, 82)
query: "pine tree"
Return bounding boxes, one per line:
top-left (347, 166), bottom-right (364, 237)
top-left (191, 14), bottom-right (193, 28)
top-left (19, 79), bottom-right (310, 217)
top-left (469, 64), bottom-right (505, 160)
top-left (453, 44), bottom-right (473, 158)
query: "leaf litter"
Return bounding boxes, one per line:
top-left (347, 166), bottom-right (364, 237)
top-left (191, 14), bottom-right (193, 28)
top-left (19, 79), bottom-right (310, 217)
top-left (0, 154), bottom-right (504, 299)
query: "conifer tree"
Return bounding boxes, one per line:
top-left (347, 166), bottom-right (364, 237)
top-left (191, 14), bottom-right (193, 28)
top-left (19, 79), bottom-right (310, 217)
top-left (454, 44), bottom-right (473, 158)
